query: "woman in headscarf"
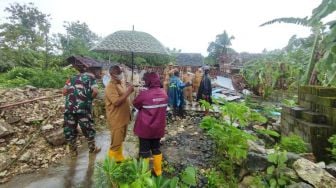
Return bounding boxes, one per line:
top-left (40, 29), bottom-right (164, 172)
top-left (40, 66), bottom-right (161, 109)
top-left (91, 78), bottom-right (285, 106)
top-left (133, 72), bottom-right (168, 176)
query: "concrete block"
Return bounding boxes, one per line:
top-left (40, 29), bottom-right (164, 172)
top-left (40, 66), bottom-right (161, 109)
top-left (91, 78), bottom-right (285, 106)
top-left (302, 111), bottom-right (327, 124)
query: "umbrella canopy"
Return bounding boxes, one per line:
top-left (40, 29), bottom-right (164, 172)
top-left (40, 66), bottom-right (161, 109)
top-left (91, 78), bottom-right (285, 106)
top-left (91, 30), bottom-right (169, 82)
top-left (91, 30), bottom-right (169, 55)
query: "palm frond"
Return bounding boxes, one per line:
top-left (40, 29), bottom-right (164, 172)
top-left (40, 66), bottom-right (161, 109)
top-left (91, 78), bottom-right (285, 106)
top-left (326, 20), bottom-right (336, 29)
top-left (311, 0), bottom-right (336, 24)
top-left (260, 17), bottom-right (309, 27)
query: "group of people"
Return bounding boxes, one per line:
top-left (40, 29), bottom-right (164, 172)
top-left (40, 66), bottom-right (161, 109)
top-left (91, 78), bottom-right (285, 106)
top-left (62, 63), bottom-right (212, 177)
top-left (164, 63), bottom-right (212, 117)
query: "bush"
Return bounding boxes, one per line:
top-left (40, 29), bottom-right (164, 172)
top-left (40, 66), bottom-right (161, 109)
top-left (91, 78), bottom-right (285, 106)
top-left (279, 134), bottom-right (308, 154)
top-left (94, 157), bottom-right (197, 188)
top-left (328, 134), bottom-right (336, 160)
top-left (0, 67), bottom-right (77, 88)
top-left (266, 147), bottom-right (290, 187)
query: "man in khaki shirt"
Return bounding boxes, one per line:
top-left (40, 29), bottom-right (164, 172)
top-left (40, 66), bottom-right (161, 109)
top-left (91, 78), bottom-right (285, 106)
top-left (182, 67), bottom-right (194, 105)
top-left (193, 67), bottom-right (203, 94)
top-left (163, 62), bottom-right (176, 93)
top-left (105, 65), bottom-right (134, 162)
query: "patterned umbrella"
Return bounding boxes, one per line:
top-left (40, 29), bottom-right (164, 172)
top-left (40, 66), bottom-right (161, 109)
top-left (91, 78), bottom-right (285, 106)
top-left (91, 30), bottom-right (169, 81)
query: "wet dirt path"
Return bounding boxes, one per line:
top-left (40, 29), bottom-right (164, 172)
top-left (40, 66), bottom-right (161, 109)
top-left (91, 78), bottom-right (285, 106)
top-left (0, 130), bottom-right (138, 188)
top-left (1, 112), bottom-right (213, 188)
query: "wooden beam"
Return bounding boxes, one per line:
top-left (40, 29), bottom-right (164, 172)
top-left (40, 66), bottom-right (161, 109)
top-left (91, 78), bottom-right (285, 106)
top-left (0, 94), bottom-right (63, 109)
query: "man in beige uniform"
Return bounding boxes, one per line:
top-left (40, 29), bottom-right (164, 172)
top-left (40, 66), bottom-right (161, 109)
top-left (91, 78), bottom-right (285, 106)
top-left (163, 62), bottom-right (175, 93)
top-left (193, 67), bottom-right (203, 94)
top-left (182, 67), bottom-right (194, 105)
top-left (105, 65), bottom-right (134, 162)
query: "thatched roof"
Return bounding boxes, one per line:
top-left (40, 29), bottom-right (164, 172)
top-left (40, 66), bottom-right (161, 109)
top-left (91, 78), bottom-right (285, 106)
top-left (91, 30), bottom-right (169, 55)
top-left (175, 53), bottom-right (204, 67)
top-left (66, 56), bottom-right (102, 69)
top-left (66, 56), bottom-right (121, 71)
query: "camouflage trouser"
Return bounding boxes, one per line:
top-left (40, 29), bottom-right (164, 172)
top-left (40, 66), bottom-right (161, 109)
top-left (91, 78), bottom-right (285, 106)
top-left (63, 113), bottom-right (96, 151)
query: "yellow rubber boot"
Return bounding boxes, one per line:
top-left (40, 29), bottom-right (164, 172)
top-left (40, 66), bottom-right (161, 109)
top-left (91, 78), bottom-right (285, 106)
top-left (115, 146), bottom-right (125, 162)
top-left (108, 149), bottom-right (117, 160)
top-left (108, 147), bottom-right (125, 162)
top-left (153, 154), bottom-right (163, 176)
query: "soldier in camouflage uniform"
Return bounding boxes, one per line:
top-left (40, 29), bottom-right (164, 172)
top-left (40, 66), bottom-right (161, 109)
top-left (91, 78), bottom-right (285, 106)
top-left (63, 69), bottom-right (101, 156)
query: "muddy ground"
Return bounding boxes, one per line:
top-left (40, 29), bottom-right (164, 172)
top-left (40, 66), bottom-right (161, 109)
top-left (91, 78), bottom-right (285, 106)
top-left (0, 87), bottom-right (214, 187)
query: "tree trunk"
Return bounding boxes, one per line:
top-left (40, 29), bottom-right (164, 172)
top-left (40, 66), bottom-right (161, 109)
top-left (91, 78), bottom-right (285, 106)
top-left (309, 68), bottom-right (319, 85)
top-left (304, 32), bottom-right (320, 85)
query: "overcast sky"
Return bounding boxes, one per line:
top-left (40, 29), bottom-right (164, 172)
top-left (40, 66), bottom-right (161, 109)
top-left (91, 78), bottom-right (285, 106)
top-left (0, 0), bottom-right (323, 55)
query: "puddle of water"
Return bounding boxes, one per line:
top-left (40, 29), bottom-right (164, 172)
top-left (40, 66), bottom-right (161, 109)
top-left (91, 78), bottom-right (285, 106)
top-left (1, 130), bottom-right (138, 188)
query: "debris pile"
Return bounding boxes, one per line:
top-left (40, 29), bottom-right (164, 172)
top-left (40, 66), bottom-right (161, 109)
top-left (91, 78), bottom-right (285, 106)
top-left (0, 86), bottom-right (68, 183)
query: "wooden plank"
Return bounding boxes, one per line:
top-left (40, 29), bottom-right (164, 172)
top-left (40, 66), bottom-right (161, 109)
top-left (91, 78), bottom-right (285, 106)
top-left (0, 95), bottom-right (63, 109)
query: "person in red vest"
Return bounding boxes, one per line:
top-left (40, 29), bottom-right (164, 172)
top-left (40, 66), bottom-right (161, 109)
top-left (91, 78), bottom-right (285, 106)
top-left (133, 72), bottom-right (168, 176)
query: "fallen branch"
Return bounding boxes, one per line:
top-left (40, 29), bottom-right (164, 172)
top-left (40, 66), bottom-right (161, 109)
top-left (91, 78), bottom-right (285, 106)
top-left (0, 94), bottom-right (63, 109)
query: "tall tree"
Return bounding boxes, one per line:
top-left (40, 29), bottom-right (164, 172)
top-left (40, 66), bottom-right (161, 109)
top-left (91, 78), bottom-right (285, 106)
top-left (0, 2), bottom-right (50, 50)
top-left (57, 21), bottom-right (100, 57)
top-left (0, 2), bottom-right (51, 70)
top-left (207, 31), bottom-right (235, 64)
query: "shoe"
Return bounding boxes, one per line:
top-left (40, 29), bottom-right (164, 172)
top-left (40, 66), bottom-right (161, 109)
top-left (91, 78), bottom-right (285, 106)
top-left (153, 154), bottom-right (163, 176)
top-left (70, 150), bottom-right (78, 158)
top-left (67, 143), bottom-right (78, 157)
top-left (108, 146), bottom-right (125, 162)
top-left (89, 146), bottom-right (101, 154)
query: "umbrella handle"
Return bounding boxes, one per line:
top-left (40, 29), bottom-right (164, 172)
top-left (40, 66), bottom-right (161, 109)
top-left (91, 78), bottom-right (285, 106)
top-left (131, 52), bottom-right (134, 84)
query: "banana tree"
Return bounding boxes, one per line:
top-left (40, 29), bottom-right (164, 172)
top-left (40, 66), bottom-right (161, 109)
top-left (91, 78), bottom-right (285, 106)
top-left (260, 0), bottom-right (336, 85)
top-left (317, 22), bottom-right (336, 86)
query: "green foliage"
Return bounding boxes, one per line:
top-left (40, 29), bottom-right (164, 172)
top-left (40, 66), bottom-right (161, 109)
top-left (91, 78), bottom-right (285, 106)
top-left (180, 166), bottom-right (197, 187)
top-left (199, 99), bottom-right (214, 112)
top-left (279, 134), bottom-right (308, 154)
top-left (57, 21), bottom-right (102, 58)
top-left (150, 176), bottom-right (178, 188)
top-left (251, 175), bottom-right (267, 188)
top-left (328, 134), bottom-right (336, 160)
top-left (200, 118), bottom-right (256, 163)
top-left (217, 160), bottom-right (238, 187)
top-left (282, 99), bottom-right (296, 107)
top-left (200, 101), bottom-right (267, 162)
top-left (95, 158), bottom-right (152, 188)
top-left (205, 163), bottom-right (238, 188)
top-left (205, 168), bottom-right (226, 188)
top-left (0, 67), bottom-right (77, 88)
top-left (162, 161), bottom-right (175, 174)
top-left (266, 147), bottom-right (290, 188)
top-left (317, 24), bottom-right (336, 86)
top-left (241, 49), bottom-right (308, 98)
top-left (200, 100), bottom-right (268, 187)
top-left (260, 0), bottom-right (336, 85)
top-left (0, 2), bottom-right (51, 50)
top-left (219, 101), bottom-right (267, 126)
top-left (0, 2), bottom-right (52, 69)
top-left (95, 157), bottom-right (197, 188)
top-left (256, 129), bottom-right (280, 138)
top-left (207, 30), bottom-right (235, 64)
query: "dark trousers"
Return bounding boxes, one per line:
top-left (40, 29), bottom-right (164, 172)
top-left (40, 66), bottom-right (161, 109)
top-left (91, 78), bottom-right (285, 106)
top-left (63, 113), bottom-right (96, 151)
top-left (173, 106), bottom-right (185, 118)
top-left (139, 138), bottom-right (161, 158)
